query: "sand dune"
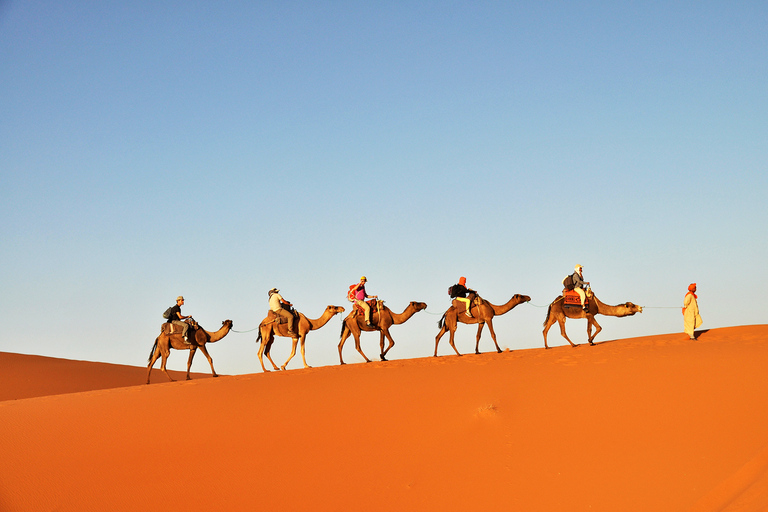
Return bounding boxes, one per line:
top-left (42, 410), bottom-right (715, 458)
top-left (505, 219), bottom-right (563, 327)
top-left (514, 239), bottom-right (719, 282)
top-left (1, 325), bottom-right (767, 511)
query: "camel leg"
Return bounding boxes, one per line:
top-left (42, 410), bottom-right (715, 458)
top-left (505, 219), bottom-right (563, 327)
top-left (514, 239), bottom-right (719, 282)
top-left (338, 326), bottom-right (352, 365)
top-left (448, 328), bottom-right (462, 357)
top-left (185, 347), bottom-right (198, 380)
top-left (434, 325), bottom-right (448, 357)
top-left (558, 318), bottom-right (578, 347)
top-left (281, 336), bottom-right (300, 371)
top-left (146, 339), bottom-right (161, 384)
top-left (587, 317), bottom-right (602, 345)
top-left (480, 320), bottom-right (501, 354)
top-left (256, 332), bottom-right (270, 373)
top-left (197, 344), bottom-right (218, 378)
top-left (353, 332), bottom-right (371, 363)
top-left (264, 337), bottom-right (281, 371)
top-left (159, 343), bottom-right (175, 382)
top-left (543, 318), bottom-right (555, 349)
top-left (299, 335), bottom-right (311, 369)
top-left (380, 329), bottom-right (396, 361)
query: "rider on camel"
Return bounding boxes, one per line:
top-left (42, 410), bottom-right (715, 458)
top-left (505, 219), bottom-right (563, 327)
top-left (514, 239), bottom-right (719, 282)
top-left (269, 288), bottom-right (297, 337)
top-left (450, 277), bottom-right (476, 317)
top-left (353, 276), bottom-right (378, 327)
top-left (572, 265), bottom-right (590, 312)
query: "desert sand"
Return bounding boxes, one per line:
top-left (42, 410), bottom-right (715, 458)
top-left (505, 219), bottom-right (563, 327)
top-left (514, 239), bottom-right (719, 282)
top-left (1, 325), bottom-right (767, 511)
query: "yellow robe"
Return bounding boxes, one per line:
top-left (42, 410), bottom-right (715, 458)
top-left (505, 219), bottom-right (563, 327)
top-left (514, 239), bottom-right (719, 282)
top-left (683, 292), bottom-right (702, 338)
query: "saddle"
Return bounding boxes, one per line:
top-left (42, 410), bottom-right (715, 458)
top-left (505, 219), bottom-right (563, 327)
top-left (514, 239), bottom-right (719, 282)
top-left (267, 306), bottom-right (300, 325)
top-left (353, 299), bottom-right (383, 317)
top-left (563, 289), bottom-right (589, 308)
top-left (160, 319), bottom-right (198, 335)
top-left (452, 293), bottom-right (484, 314)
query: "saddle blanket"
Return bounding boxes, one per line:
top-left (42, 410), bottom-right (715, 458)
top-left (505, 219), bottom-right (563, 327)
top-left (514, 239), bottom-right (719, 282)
top-left (563, 290), bottom-right (588, 307)
top-left (160, 322), bottom-right (196, 335)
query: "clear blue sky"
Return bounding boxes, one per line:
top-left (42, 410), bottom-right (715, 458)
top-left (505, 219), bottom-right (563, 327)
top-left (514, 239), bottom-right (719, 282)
top-left (2, 1), bottom-right (766, 374)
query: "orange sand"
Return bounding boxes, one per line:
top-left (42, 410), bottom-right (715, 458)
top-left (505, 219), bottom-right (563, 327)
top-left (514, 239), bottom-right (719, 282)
top-left (1, 325), bottom-right (767, 511)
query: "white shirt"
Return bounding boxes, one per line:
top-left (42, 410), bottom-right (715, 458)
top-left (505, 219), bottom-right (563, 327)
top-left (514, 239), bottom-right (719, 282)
top-left (269, 293), bottom-right (284, 312)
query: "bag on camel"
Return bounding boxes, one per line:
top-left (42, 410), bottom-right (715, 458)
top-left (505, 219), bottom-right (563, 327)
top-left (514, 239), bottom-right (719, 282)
top-left (162, 307), bottom-right (174, 319)
top-left (347, 284), bottom-right (358, 303)
top-left (562, 274), bottom-right (575, 291)
top-left (447, 285), bottom-right (456, 297)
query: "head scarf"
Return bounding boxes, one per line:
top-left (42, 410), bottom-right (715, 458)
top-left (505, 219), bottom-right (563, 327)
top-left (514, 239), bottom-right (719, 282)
top-left (687, 283), bottom-right (697, 298)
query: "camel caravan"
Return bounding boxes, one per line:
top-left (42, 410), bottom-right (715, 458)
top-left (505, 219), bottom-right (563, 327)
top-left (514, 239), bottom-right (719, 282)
top-left (146, 267), bottom-right (643, 383)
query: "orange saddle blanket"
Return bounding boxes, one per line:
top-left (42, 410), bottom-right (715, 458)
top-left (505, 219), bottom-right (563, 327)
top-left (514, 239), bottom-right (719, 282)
top-left (563, 290), bottom-right (588, 307)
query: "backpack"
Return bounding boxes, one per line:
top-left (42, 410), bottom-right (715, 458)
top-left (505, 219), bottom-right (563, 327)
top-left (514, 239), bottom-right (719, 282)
top-left (562, 274), bottom-right (575, 291)
top-left (162, 307), bottom-right (173, 319)
top-left (347, 284), bottom-right (358, 303)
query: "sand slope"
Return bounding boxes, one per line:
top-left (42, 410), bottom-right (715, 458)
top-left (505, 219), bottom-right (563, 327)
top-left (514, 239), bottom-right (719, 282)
top-left (0, 352), bottom-right (214, 401)
top-left (1, 326), bottom-right (767, 511)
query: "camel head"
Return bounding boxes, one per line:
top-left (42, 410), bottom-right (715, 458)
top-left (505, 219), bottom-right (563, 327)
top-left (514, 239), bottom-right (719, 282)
top-left (514, 294), bottom-right (532, 303)
top-left (223, 319), bottom-right (234, 328)
top-left (619, 303), bottom-right (643, 316)
top-left (410, 301), bottom-right (428, 312)
top-left (327, 305), bottom-right (346, 315)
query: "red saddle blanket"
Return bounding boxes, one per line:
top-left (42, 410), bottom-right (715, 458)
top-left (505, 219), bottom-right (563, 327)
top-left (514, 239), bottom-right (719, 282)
top-left (563, 290), bottom-right (588, 307)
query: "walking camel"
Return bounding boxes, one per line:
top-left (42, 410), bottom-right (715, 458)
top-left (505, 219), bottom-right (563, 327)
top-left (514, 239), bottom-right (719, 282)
top-left (339, 301), bottom-right (427, 364)
top-left (542, 288), bottom-right (642, 348)
top-left (147, 319), bottom-right (233, 383)
top-left (435, 294), bottom-right (531, 356)
top-left (256, 305), bottom-right (345, 372)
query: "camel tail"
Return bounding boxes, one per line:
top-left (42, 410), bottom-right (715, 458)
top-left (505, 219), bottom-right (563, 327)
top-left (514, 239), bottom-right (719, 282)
top-left (437, 313), bottom-right (446, 329)
top-left (256, 330), bottom-right (262, 345)
top-left (340, 322), bottom-right (346, 339)
top-left (543, 304), bottom-right (552, 327)
top-left (148, 338), bottom-right (158, 363)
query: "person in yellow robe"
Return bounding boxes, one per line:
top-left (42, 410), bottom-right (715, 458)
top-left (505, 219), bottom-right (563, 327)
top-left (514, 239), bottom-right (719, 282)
top-left (683, 283), bottom-right (703, 340)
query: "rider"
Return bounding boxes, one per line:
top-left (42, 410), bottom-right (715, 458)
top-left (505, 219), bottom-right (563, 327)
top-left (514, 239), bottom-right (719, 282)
top-left (450, 276), bottom-right (476, 317)
top-left (353, 276), bottom-right (378, 327)
top-left (167, 295), bottom-right (192, 343)
top-left (268, 288), bottom-right (297, 337)
top-left (572, 264), bottom-right (590, 312)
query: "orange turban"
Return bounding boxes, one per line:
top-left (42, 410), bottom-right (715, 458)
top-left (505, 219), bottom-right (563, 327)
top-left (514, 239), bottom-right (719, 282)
top-left (459, 277), bottom-right (467, 286)
top-left (688, 283), bottom-right (697, 292)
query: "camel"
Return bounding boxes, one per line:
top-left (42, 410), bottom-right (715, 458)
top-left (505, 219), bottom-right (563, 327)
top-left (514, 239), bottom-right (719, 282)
top-left (256, 305), bottom-right (345, 372)
top-left (434, 294), bottom-right (531, 356)
top-left (338, 301), bottom-right (427, 364)
top-left (146, 319), bottom-right (233, 384)
top-left (542, 288), bottom-right (643, 348)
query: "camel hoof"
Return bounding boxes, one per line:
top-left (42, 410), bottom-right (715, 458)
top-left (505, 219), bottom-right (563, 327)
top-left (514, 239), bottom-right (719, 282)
top-left (280, 366), bottom-right (287, 371)
top-left (380, 354), bottom-right (387, 361)
top-left (212, 374), bottom-right (219, 378)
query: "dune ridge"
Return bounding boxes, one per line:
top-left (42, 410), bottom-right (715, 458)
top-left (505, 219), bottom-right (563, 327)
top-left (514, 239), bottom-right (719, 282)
top-left (1, 325), bottom-right (766, 511)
